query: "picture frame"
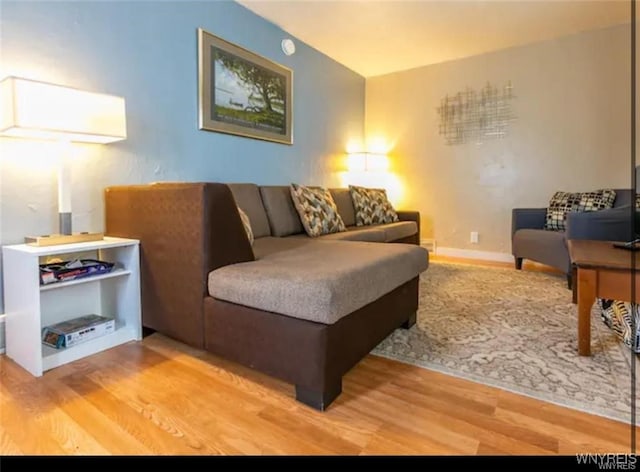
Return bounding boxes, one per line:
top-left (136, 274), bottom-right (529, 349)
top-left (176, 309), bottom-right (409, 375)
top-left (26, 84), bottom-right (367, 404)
top-left (198, 28), bottom-right (293, 145)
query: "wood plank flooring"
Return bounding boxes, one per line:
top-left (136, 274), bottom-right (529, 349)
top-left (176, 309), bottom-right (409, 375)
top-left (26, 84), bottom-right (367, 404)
top-left (430, 254), bottom-right (564, 274)
top-left (0, 328), bottom-right (637, 455)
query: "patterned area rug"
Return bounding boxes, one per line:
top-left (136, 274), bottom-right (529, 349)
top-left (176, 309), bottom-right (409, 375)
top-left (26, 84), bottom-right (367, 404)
top-left (373, 261), bottom-right (638, 422)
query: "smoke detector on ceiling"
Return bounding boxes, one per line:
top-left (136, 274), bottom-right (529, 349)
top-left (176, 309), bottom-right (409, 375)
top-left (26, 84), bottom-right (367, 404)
top-left (281, 39), bottom-right (296, 56)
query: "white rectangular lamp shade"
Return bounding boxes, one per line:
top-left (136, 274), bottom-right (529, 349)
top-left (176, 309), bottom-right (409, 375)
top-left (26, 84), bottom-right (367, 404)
top-left (347, 152), bottom-right (389, 172)
top-left (0, 77), bottom-right (126, 143)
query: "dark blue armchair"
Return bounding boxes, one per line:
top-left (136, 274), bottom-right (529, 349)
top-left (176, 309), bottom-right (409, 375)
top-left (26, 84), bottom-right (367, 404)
top-left (511, 189), bottom-right (635, 288)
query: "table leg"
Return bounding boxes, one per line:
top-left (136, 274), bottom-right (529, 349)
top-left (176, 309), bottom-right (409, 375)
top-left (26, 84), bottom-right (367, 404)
top-left (577, 268), bottom-right (596, 356)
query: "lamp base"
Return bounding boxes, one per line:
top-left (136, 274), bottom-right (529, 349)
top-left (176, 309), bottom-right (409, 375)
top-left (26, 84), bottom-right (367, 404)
top-left (25, 232), bottom-right (104, 247)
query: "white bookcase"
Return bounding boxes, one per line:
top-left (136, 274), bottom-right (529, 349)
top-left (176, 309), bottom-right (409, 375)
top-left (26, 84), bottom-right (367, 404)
top-left (2, 237), bottom-right (141, 376)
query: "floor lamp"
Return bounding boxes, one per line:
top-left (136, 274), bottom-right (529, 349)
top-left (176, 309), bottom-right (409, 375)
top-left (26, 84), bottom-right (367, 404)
top-left (0, 77), bottom-right (127, 246)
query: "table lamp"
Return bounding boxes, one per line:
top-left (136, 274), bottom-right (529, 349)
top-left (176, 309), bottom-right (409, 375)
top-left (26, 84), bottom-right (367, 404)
top-left (0, 77), bottom-right (127, 246)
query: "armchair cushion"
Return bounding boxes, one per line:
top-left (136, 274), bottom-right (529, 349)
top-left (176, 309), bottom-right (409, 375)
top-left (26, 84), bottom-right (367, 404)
top-left (511, 228), bottom-right (570, 274)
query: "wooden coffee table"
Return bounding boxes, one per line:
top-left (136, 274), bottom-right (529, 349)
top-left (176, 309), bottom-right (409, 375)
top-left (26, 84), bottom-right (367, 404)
top-left (568, 240), bottom-right (640, 356)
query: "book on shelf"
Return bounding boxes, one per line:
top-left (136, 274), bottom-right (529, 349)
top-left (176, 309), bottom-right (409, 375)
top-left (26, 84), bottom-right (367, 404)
top-left (42, 314), bottom-right (115, 349)
top-left (39, 259), bottom-right (115, 285)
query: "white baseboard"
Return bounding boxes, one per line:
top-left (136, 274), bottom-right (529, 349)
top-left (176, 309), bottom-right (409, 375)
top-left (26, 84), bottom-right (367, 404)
top-left (420, 238), bottom-right (436, 253)
top-left (435, 247), bottom-right (514, 263)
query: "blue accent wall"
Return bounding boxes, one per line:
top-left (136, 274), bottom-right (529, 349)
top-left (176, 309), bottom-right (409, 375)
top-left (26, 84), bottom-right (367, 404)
top-left (0, 1), bottom-right (365, 311)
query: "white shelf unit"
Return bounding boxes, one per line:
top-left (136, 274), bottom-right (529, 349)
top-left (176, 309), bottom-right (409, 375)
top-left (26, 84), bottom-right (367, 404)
top-left (2, 236), bottom-right (141, 376)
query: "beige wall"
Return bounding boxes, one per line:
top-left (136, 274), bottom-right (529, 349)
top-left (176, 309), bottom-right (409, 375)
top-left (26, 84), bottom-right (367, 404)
top-left (365, 24), bottom-right (631, 254)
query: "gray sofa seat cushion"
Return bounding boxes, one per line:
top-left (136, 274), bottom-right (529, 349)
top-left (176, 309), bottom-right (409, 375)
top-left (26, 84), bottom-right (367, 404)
top-left (208, 240), bottom-right (429, 325)
top-left (329, 188), bottom-right (356, 227)
top-left (252, 236), bottom-right (313, 259)
top-left (376, 221), bottom-right (417, 242)
top-left (227, 183), bottom-right (271, 238)
top-left (289, 225), bottom-right (386, 242)
top-left (259, 186), bottom-right (304, 237)
top-left (512, 228), bottom-right (569, 272)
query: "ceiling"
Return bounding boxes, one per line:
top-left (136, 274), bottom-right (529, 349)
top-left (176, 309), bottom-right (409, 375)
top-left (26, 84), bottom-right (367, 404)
top-left (237, 0), bottom-right (630, 77)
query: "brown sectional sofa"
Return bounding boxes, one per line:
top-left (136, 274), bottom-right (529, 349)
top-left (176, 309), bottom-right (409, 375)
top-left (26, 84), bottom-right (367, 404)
top-left (105, 182), bottom-right (428, 410)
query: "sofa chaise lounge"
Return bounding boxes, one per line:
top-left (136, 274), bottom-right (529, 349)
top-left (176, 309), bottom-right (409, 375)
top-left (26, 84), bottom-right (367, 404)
top-left (105, 182), bottom-right (428, 410)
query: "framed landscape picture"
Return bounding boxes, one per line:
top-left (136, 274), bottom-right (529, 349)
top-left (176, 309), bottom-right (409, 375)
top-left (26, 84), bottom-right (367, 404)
top-left (198, 28), bottom-right (293, 145)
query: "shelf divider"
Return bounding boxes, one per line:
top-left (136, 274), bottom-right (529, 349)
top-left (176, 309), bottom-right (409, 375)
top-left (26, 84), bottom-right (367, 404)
top-left (41, 326), bottom-right (137, 371)
top-left (40, 269), bottom-right (131, 292)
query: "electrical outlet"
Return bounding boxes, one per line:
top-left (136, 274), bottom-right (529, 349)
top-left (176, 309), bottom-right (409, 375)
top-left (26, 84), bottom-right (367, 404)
top-left (470, 231), bottom-right (479, 244)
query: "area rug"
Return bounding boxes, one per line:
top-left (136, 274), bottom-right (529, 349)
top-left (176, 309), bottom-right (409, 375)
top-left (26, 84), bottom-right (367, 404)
top-left (372, 261), bottom-right (638, 422)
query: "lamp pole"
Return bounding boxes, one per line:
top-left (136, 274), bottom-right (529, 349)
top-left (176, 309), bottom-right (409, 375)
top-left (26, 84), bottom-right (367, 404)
top-left (58, 142), bottom-right (72, 235)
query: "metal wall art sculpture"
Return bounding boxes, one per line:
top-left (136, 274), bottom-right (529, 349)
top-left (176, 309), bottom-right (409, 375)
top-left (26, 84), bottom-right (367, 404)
top-left (437, 81), bottom-right (515, 145)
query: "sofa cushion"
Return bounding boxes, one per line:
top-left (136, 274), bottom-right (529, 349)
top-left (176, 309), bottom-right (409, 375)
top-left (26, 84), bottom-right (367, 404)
top-left (377, 221), bottom-right (418, 242)
top-left (290, 183), bottom-right (346, 237)
top-left (252, 236), bottom-right (313, 259)
top-left (349, 185), bottom-right (399, 226)
top-left (208, 240), bottom-right (429, 325)
top-left (544, 189), bottom-right (616, 231)
top-left (329, 188), bottom-right (356, 227)
top-left (259, 186), bottom-right (304, 237)
top-left (291, 225), bottom-right (386, 242)
top-left (237, 207), bottom-right (254, 245)
top-left (288, 222), bottom-right (416, 242)
top-left (228, 184), bottom-right (271, 238)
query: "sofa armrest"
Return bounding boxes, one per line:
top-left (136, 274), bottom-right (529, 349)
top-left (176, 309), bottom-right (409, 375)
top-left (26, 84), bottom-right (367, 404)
top-left (512, 208), bottom-right (546, 238)
top-left (566, 206), bottom-right (636, 242)
top-left (105, 182), bottom-right (254, 348)
top-left (397, 211), bottom-right (420, 242)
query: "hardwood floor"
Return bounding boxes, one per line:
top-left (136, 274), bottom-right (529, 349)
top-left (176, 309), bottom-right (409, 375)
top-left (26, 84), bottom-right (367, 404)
top-left (0, 328), bottom-right (637, 455)
top-left (430, 254), bottom-right (564, 274)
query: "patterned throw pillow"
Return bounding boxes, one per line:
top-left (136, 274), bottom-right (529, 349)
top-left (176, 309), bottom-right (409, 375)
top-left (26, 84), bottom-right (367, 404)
top-left (544, 189), bottom-right (616, 231)
top-left (237, 207), bottom-right (254, 245)
top-left (290, 183), bottom-right (346, 237)
top-left (598, 299), bottom-right (640, 353)
top-left (577, 190), bottom-right (617, 212)
top-left (349, 185), bottom-right (399, 226)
